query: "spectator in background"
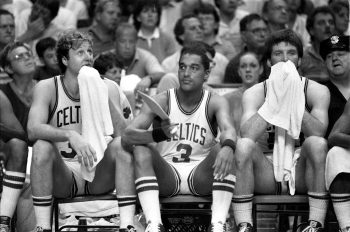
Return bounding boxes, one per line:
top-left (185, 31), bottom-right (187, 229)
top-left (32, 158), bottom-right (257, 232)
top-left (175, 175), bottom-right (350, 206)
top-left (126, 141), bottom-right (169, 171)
top-left (300, 6), bottom-right (336, 83)
top-left (224, 51), bottom-right (261, 133)
top-left (94, 52), bottom-right (123, 85)
top-left (214, 0), bottom-right (248, 52)
top-left (0, 42), bottom-right (37, 129)
top-left (329, 1), bottom-right (349, 35)
top-left (82, 0), bottom-right (121, 56)
top-left (326, 98), bottom-right (350, 232)
top-left (132, 0), bottom-right (177, 63)
top-left (195, 2), bottom-right (237, 60)
top-left (0, 9), bottom-right (15, 84)
top-left (0, 91), bottom-right (28, 232)
top-left (0, 9), bottom-right (14, 52)
top-left (34, 37), bottom-right (61, 81)
top-left (63, 0), bottom-right (89, 22)
top-left (285, 0), bottom-right (312, 46)
top-left (158, 0), bottom-right (184, 46)
top-left (262, 0), bottom-right (289, 33)
top-left (17, 0), bottom-right (76, 38)
top-left (162, 14), bottom-right (228, 85)
top-left (319, 35), bottom-right (350, 138)
top-left (15, 0), bottom-right (63, 61)
top-left (224, 13), bottom-right (269, 83)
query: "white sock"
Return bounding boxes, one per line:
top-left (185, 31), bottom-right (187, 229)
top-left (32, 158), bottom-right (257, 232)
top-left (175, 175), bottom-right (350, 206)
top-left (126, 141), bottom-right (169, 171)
top-left (232, 194), bottom-right (254, 226)
top-left (331, 193), bottom-right (350, 229)
top-left (135, 176), bottom-right (162, 224)
top-left (32, 195), bottom-right (52, 229)
top-left (308, 191), bottom-right (329, 226)
top-left (0, 171), bottom-right (26, 217)
top-left (117, 195), bottom-right (137, 228)
top-left (211, 174), bottom-right (235, 224)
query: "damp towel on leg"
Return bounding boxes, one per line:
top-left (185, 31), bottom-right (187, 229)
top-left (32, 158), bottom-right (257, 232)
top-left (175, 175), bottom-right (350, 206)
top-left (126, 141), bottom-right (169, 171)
top-left (77, 66), bottom-right (114, 182)
top-left (258, 61), bottom-right (305, 195)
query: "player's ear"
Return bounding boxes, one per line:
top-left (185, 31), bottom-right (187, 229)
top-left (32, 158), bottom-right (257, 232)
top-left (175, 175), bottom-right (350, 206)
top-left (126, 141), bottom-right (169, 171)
top-left (4, 65), bottom-right (14, 75)
top-left (62, 56), bottom-right (68, 67)
top-left (204, 69), bottom-right (210, 81)
top-left (297, 58), bottom-right (301, 68)
top-left (259, 65), bottom-right (263, 75)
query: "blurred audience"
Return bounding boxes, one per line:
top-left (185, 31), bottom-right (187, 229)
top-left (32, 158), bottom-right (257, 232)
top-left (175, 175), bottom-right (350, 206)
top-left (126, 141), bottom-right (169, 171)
top-left (285, 0), bottom-right (312, 46)
top-left (195, 2), bottom-right (237, 60)
top-left (215, 0), bottom-right (249, 52)
top-left (132, 0), bottom-right (177, 63)
top-left (300, 6), bottom-right (336, 83)
top-left (0, 9), bottom-right (15, 84)
top-left (262, 0), bottom-right (289, 33)
top-left (320, 35), bottom-right (350, 137)
top-left (224, 13), bottom-right (269, 83)
top-left (81, 0), bottom-right (121, 56)
top-left (224, 51), bottom-right (261, 133)
top-left (162, 14), bottom-right (228, 84)
top-left (329, 0), bottom-right (349, 35)
top-left (33, 37), bottom-right (61, 81)
top-left (94, 52), bottom-right (123, 85)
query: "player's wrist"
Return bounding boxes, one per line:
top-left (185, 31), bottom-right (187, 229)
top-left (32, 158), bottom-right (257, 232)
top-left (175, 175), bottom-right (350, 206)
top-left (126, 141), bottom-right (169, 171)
top-left (152, 127), bottom-right (170, 142)
top-left (221, 139), bottom-right (236, 152)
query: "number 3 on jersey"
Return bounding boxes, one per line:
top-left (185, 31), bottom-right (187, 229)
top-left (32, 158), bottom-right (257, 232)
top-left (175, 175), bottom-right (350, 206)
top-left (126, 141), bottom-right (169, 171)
top-left (60, 143), bottom-right (77, 158)
top-left (172, 143), bottom-right (192, 163)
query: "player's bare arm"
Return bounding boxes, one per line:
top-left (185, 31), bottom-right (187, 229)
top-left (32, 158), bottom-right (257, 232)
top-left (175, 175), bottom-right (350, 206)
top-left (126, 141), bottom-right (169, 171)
top-left (328, 99), bottom-right (350, 149)
top-left (210, 94), bottom-right (237, 180)
top-left (122, 91), bottom-right (170, 146)
top-left (302, 81), bottom-right (330, 137)
top-left (27, 79), bottom-right (96, 167)
top-left (0, 91), bottom-right (26, 141)
top-left (240, 83), bottom-right (268, 141)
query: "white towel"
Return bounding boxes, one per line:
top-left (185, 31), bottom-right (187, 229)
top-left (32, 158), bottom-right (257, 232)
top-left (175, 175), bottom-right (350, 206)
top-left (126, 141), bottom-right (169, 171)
top-left (77, 66), bottom-right (113, 182)
top-left (258, 61), bottom-right (305, 195)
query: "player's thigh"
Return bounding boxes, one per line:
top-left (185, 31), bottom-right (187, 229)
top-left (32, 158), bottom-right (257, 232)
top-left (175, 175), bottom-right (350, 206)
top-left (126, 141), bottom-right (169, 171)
top-left (251, 148), bottom-right (277, 194)
top-left (149, 145), bottom-right (180, 197)
top-left (47, 144), bottom-right (76, 198)
top-left (191, 144), bottom-right (220, 195)
top-left (89, 139), bottom-right (118, 194)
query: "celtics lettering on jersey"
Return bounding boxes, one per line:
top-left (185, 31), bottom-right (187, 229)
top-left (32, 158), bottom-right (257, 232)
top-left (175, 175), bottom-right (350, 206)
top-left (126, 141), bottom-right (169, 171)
top-left (56, 105), bottom-right (81, 127)
top-left (167, 122), bottom-right (206, 145)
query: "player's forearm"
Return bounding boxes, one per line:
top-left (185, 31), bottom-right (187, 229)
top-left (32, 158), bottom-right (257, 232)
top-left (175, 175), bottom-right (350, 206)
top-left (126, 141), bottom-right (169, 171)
top-left (328, 133), bottom-right (350, 149)
top-left (301, 111), bottom-right (327, 137)
top-left (123, 128), bottom-right (155, 145)
top-left (27, 124), bottom-right (72, 143)
top-left (240, 113), bottom-right (267, 141)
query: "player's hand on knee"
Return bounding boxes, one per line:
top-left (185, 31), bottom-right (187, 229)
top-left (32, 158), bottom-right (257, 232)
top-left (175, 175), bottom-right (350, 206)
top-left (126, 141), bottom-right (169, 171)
top-left (213, 147), bottom-right (234, 181)
top-left (69, 131), bottom-right (97, 167)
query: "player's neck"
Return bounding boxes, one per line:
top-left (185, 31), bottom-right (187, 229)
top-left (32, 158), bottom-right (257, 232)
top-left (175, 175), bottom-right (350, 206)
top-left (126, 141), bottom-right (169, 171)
top-left (62, 71), bottom-right (80, 98)
top-left (176, 89), bottom-right (203, 110)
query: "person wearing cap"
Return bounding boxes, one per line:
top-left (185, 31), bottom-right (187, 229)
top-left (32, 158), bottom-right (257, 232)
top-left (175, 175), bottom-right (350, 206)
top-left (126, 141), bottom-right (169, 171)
top-left (321, 34), bottom-right (350, 232)
top-left (320, 34), bottom-right (350, 138)
top-left (326, 98), bottom-right (350, 232)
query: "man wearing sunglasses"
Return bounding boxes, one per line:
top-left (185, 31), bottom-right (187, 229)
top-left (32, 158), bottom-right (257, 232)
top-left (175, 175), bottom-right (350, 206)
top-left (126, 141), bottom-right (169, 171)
top-left (0, 41), bottom-right (36, 232)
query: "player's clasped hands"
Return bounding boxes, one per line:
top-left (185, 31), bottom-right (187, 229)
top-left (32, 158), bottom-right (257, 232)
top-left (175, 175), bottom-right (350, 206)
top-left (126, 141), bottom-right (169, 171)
top-left (68, 131), bottom-right (97, 167)
top-left (213, 146), bottom-right (234, 181)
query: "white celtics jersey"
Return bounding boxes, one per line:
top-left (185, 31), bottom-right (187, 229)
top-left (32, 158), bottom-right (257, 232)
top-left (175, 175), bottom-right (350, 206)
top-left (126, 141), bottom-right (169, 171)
top-left (48, 76), bottom-right (81, 161)
top-left (156, 89), bottom-right (218, 164)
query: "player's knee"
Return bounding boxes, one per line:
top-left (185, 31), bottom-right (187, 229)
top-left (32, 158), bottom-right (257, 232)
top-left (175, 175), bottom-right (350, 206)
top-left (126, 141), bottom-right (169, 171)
top-left (32, 140), bottom-right (55, 165)
top-left (235, 138), bottom-right (255, 168)
top-left (133, 146), bottom-right (152, 166)
top-left (303, 136), bottom-right (327, 165)
top-left (115, 141), bottom-right (134, 164)
top-left (7, 138), bottom-right (28, 163)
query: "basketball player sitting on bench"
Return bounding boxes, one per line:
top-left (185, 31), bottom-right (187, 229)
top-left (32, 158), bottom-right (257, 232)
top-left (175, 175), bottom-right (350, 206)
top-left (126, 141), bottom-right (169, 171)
top-left (116, 41), bottom-right (237, 232)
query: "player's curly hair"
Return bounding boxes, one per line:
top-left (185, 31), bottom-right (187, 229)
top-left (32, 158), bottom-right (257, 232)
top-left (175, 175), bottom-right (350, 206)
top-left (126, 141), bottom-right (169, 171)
top-left (56, 30), bottom-right (92, 72)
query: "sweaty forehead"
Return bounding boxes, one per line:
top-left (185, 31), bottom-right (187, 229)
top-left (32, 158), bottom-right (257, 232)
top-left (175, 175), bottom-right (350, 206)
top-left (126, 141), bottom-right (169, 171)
top-left (72, 41), bottom-right (92, 50)
top-left (0, 14), bottom-right (14, 24)
top-left (184, 18), bottom-right (201, 27)
top-left (180, 53), bottom-right (202, 65)
top-left (272, 42), bottom-right (297, 51)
